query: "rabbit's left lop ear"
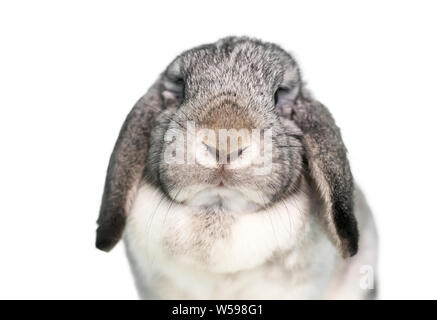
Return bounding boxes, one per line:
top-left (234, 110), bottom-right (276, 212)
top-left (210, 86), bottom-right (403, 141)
top-left (294, 97), bottom-right (358, 258)
top-left (276, 68), bottom-right (358, 258)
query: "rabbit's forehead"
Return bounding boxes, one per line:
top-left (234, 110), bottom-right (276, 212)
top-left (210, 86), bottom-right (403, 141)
top-left (178, 41), bottom-right (298, 91)
top-left (184, 55), bottom-right (280, 90)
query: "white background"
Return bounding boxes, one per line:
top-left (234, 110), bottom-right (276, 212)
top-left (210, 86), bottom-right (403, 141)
top-left (1, 0), bottom-right (436, 299)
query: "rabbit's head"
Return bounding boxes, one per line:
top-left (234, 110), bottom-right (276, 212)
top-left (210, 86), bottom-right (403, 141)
top-left (97, 37), bottom-right (358, 259)
top-left (148, 38), bottom-right (303, 212)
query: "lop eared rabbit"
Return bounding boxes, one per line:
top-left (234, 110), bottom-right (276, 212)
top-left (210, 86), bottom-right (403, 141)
top-left (96, 37), bottom-right (378, 299)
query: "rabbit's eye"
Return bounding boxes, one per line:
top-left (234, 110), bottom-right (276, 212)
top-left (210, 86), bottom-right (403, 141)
top-left (173, 77), bottom-right (185, 100)
top-left (274, 87), bottom-right (289, 105)
top-left (174, 77), bottom-right (184, 85)
top-left (274, 84), bottom-right (299, 108)
top-left (274, 85), bottom-right (299, 118)
top-left (162, 75), bottom-right (185, 105)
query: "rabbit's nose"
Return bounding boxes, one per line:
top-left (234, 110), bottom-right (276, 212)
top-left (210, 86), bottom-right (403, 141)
top-left (203, 142), bottom-right (247, 163)
top-left (202, 142), bottom-right (219, 162)
top-left (195, 139), bottom-right (251, 169)
top-left (193, 140), bottom-right (219, 168)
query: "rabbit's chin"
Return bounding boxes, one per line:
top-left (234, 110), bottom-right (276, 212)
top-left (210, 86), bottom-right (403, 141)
top-left (185, 186), bottom-right (262, 213)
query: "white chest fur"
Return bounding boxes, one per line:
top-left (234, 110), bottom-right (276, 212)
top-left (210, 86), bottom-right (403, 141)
top-left (124, 183), bottom-right (340, 299)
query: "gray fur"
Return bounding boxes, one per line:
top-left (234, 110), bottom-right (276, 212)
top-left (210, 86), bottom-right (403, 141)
top-left (97, 37), bottom-right (363, 269)
top-left (96, 81), bottom-right (163, 251)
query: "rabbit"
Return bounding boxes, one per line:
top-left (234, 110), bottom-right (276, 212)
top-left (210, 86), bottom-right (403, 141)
top-left (96, 37), bottom-right (378, 299)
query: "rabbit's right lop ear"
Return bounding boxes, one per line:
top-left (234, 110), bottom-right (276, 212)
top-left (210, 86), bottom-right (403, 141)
top-left (293, 96), bottom-right (359, 258)
top-left (96, 58), bottom-right (188, 252)
top-left (96, 81), bottom-right (163, 252)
